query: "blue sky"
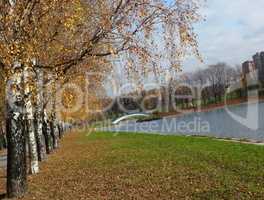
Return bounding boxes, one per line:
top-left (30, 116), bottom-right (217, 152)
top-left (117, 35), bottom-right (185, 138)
top-left (183, 0), bottom-right (264, 72)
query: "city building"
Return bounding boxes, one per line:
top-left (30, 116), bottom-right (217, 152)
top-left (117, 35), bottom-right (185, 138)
top-left (253, 52), bottom-right (264, 82)
top-left (242, 61), bottom-right (255, 74)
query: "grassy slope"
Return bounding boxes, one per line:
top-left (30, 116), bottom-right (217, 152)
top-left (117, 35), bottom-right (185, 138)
top-left (13, 131), bottom-right (264, 199)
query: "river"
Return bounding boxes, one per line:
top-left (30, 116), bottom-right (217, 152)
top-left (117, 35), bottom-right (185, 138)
top-left (107, 101), bottom-right (264, 141)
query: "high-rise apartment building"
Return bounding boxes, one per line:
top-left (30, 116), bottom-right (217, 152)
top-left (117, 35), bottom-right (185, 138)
top-left (253, 52), bottom-right (264, 82)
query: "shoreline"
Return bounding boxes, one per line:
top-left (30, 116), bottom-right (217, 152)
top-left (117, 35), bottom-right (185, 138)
top-left (158, 96), bottom-right (264, 119)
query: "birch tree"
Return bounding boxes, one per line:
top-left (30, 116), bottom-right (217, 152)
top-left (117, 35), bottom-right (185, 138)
top-left (6, 62), bottom-right (27, 198)
top-left (24, 65), bottom-right (39, 174)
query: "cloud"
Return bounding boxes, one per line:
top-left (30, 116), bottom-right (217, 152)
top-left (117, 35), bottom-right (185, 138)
top-left (183, 0), bottom-right (264, 71)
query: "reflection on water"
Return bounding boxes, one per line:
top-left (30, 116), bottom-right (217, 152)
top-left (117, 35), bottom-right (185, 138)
top-left (107, 102), bottom-right (264, 141)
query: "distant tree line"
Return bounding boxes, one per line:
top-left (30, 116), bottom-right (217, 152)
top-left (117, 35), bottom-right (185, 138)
top-left (105, 62), bottom-right (248, 116)
top-left (177, 62), bottom-right (242, 106)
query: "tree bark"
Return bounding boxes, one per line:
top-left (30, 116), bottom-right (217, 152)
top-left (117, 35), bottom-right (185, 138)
top-left (35, 68), bottom-right (46, 161)
top-left (42, 118), bottom-right (51, 154)
top-left (43, 110), bottom-right (53, 154)
top-left (49, 120), bottom-right (57, 149)
top-left (24, 66), bottom-right (39, 174)
top-left (58, 123), bottom-right (62, 139)
top-left (50, 76), bottom-right (59, 149)
top-left (0, 126), bottom-right (4, 150)
top-left (34, 114), bottom-right (46, 161)
top-left (6, 109), bottom-right (27, 198)
top-left (6, 63), bottom-right (27, 198)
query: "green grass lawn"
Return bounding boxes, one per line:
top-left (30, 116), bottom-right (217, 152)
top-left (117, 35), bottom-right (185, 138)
top-left (81, 131), bottom-right (264, 199)
top-left (19, 131), bottom-right (264, 200)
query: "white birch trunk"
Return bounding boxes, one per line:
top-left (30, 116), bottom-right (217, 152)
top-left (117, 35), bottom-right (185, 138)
top-left (35, 67), bottom-right (47, 160)
top-left (24, 66), bottom-right (39, 174)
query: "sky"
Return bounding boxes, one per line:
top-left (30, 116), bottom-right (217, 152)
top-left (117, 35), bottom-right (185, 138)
top-left (183, 0), bottom-right (264, 72)
top-left (107, 0), bottom-right (264, 96)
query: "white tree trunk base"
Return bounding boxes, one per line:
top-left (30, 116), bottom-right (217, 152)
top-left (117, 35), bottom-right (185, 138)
top-left (30, 161), bottom-right (39, 174)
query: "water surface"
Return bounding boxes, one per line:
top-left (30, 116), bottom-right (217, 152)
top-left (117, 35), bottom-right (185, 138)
top-left (107, 102), bottom-right (264, 141)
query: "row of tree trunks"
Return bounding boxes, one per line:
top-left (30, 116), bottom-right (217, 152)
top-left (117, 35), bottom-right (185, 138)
top-left (6, 62), bottom-right (69, 198)
top-left (6, 109), bottom-right (67, 198)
